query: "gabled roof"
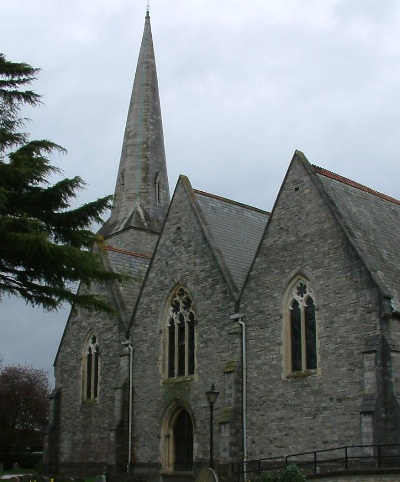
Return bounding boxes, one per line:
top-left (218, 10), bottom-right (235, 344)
top-left (105, 246), bottom-right (151, 326)
top-left (54, 245), bottom-right (151, 367)
top-left (194, 189), bottom-right (269, 294)
top-left (126, 176), bottom-right (248, 332)
top-left (309, 160), bottom-right (400, 313)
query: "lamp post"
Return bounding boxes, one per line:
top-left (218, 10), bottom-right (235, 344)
top-left (206, 383), bottom-right (219, 470)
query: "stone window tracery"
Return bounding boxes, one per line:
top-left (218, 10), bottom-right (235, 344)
top-left (83, 334), bottom-right (100, 400)
top-left (284, 279), bottom-right (318, 376)
top-left (167, 287), bottom-right (196, 378)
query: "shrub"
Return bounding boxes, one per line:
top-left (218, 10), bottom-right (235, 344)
top-left (255, 464), bottom-right (306, 482)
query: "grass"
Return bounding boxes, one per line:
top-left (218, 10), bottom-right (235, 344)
top-left (0, 472), bottom-right (94, 482)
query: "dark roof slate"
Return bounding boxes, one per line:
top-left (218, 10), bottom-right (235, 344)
top-left (194, 190), bottom-right (269, 292)
top-left (314, 166), bottom-right (400, 313)
top-left (106, 246), bottom-right (151, 323)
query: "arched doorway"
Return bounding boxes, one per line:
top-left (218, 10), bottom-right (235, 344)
top-left (173, 409), bottom-right (193, 471)
top-left (162, 404), bottom-right (194, 472)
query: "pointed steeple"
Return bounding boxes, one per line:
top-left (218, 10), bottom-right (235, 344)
top-left (102, 11), bottom-right (170, 236)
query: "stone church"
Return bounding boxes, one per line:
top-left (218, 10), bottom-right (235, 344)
top-left (45, 10), bottom-right (400, 481)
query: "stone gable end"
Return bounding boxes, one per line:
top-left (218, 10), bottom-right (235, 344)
top-left (128, 178), bottom-right (242, 475)
top-left (241, 153), bottom-right (382, 459)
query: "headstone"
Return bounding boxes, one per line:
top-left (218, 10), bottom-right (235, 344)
top-left (94, 475), bottom-right (106, 482)
top-left (195, 467), bottom-right (218, 482)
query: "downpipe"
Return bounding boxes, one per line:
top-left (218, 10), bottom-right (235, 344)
top-left (125, 341), bottom-right (133, 474)
top-left (230, 312), bottom-right (247, 479)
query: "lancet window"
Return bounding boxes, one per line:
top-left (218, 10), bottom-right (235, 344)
top-left (83, 334), bottom-right (100, 400)
top-left (155, 171), bottom-right (164, 206)
top-left (167, 287), bottom-right (196, 378)
top-left (285, 279), bottom-right (318, 375)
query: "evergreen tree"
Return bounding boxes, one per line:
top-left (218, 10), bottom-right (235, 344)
top-left (0, 53), bottom-right (124, 312)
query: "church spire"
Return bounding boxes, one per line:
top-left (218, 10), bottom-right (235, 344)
top-left (102, 11), bottom-right (170, 236)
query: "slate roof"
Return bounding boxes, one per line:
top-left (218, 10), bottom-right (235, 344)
top-left (106, 246), bottom-right (151, 324)
top-left (54, 245), bottom-right (151, 366)
top-left (313, 165), bottom-right (400, 313)
top-left (194, 190), bottom-right (269, 292)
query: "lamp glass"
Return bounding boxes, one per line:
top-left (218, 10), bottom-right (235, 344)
top-left (206, 384), bottom-right (219, 405)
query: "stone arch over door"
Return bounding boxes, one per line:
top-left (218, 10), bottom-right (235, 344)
top-left (162, 401), bottom-right (194, 472)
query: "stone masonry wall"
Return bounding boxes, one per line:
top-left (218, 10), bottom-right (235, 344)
top-left (105, 226), bottom-right (159, 256)
top-left (242, 157), bottom-right (382, 460)
top-left (54, 291), bottom-right (127, 475)
top-left (310, 473), bottom-right (400, 482)
top-left (129, 180), bottom-right (242, 478)
top-left (53, 241), bottom-right (148, 475)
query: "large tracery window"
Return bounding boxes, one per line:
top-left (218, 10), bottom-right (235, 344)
top-left (167, 287), bottom-right (196, 379)
top-left (286, 279), bottom-right (318, 375)
top-left (83, 334), bottom-right (100, 400)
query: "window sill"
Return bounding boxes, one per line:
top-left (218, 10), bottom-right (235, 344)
top-left (162, 375), bottom-right (195, 385)
top-left (82, 398), bottom-right (98, 404)
top-left (285, 369), bottom-right (318, 379)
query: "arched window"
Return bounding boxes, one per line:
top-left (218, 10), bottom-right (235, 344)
top-left (83, 334), bottom-right (100, 400)
top-left (162, 404), bottom-right (194, 472)
top-left (285, 279), bottom-right (318, 375)
top-left (166, 287), bottom-right (196, 379)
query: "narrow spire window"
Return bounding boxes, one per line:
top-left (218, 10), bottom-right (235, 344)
top-left (83, 335), bottom-right (100, 400)
top-left (166, 287), bottom-right (196, 379)
top-left (155, 171), bottom-right (163, 206)
top-left (285, 280), bottom-right (318, 375)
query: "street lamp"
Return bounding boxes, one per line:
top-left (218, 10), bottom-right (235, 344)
top-left (206, 383), bottom-right (219, 470)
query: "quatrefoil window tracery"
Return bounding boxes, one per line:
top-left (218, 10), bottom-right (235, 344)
top-left (168, 288), bottom-right (195, 326)
top-left (290, 281), bottom-right (314, 306)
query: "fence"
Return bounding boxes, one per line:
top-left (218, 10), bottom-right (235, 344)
top-left (232, 443), bottom-right (400, 481)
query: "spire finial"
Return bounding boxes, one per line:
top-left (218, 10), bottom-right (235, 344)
top-left (146, 1), bottom-right (150, 16)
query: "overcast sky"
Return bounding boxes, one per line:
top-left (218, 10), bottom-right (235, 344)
top-left (1, 0), bottom-right (400, 383)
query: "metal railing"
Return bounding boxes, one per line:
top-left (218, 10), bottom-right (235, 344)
top-left (232, 443), bottom-right (400, 480)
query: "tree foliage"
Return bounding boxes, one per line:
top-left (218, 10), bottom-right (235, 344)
top-left (256, 464), bottom-right (307, 482)
top-left (0, 362), bottom-right (50, 456)
top-left (0, 53), bottom-right (124, 312)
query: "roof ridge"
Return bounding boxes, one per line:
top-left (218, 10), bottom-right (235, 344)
top-left (106, 245), bottom-right (152, 260)
top-left (194, 189), bottom-right (270, 215)
top-left (313, 164), bottom-right (400, 206)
